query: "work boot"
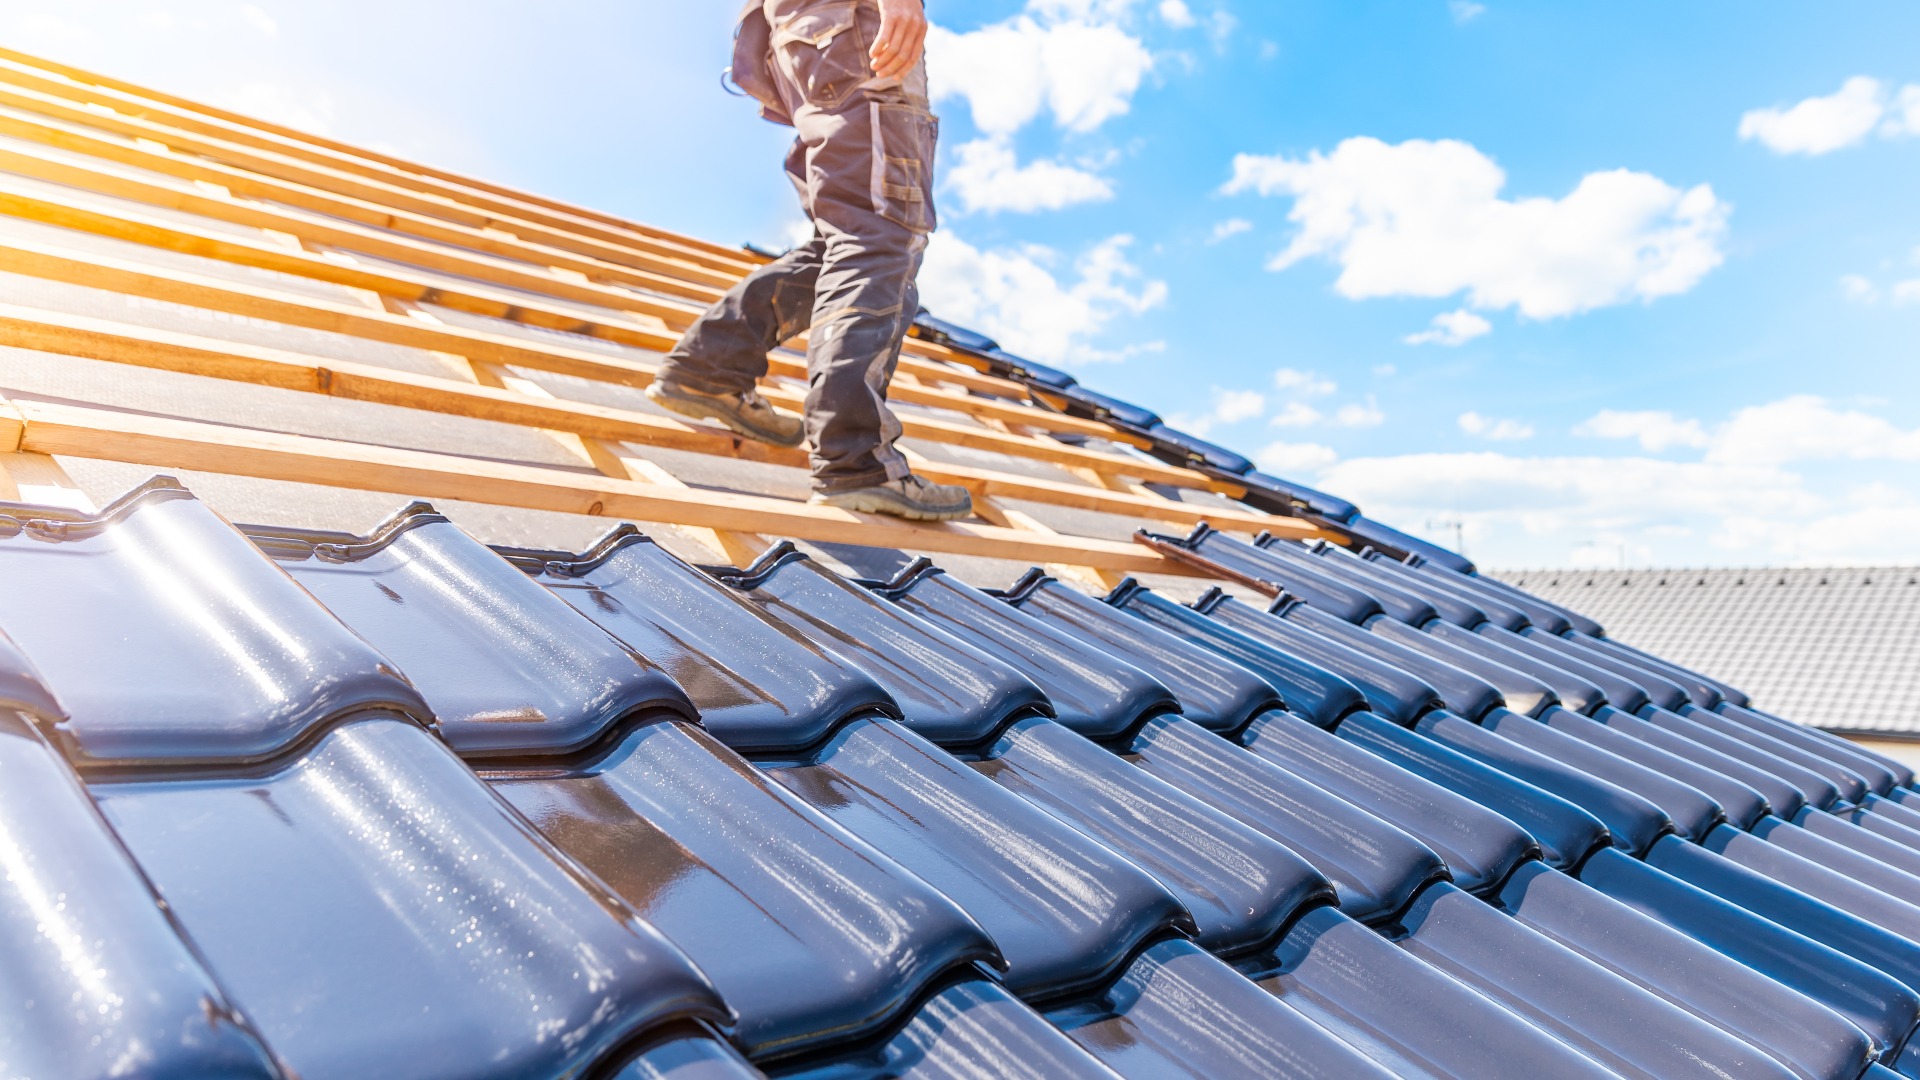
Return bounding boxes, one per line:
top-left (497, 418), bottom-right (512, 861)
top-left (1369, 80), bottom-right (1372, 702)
top-left (645, 380), bottom-right (804, 448)
top-left (811, 474), bottom-right (975, 522)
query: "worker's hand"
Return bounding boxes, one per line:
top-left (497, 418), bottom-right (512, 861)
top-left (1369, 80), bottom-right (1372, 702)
top-left (870, 0), bottom-right (927, 83)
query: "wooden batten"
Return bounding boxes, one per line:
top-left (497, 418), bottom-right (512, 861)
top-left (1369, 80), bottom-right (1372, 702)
top-left (0, 46), bottom-right (1327, 580)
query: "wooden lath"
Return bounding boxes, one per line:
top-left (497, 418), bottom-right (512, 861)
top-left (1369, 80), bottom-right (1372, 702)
top-left (0, 229), bottom-right (1208, 489)
top-left (2, 394), bottom-right (1204, 577)
top-left (0, 46), bottom-right (1331, 574)
top-left (0, 48), bottom-right (747, 264)
top-left (0, 155), bottom-right (1152, 444)
top-left (0, 304), bottom-right (1301, 536)
top-left (0, 48), bottom-right (1038, 384)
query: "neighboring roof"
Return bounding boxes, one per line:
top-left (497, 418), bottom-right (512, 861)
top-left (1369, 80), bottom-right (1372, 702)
top-left (1504, 566), bottom-right (1920, 738)
top-left (4, 45), bottom-right (1920, 1080)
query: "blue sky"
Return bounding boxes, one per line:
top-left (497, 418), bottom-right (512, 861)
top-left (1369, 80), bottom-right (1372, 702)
top-left (7, 0), bottom-right (1920, 567)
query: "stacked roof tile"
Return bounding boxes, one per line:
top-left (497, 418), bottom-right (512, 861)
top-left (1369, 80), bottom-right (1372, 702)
top-left (5, 478), bottom-right (1920, 1080)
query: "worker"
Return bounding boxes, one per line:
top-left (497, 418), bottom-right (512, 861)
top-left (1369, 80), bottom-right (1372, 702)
top-left (647, 0), bottom-right (974, 522)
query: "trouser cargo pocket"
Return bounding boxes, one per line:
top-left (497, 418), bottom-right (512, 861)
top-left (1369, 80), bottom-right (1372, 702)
top-left (871, 100), bottom-right (938, 234)
top-left (772, 1), bottom-right (868, 111)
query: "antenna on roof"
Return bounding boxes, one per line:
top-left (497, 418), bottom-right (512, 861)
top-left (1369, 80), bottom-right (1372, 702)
top-left (1426, 517), bottom-right (1466, 556)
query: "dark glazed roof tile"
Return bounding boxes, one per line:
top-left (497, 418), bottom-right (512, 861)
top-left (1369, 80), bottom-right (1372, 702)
top-left (1577, 846), bottom-right (1920, 1056)
top-left (999, 572), bottom-right (1283, 735)
top-left (1714, 701), bottom-right (1899, 797)
top-left (248, 505), bottom-right (696, 759)
top-left (1044, 938), bottom-right (1403, 1080)
top-left (778, 979), bottom-right (1124, 1080)
top-left (1104, 581), bottom-right (1370, 728)
top-left (1534, 628), bottom-right (1694, 713)
top-left (1474, 622), bottom-right (1654, 714)
top-left (1339, 515), bottom-right (1477, 575)
top-left (1368, 548), bottom-right (1534, 631)
top-left (1279, 603), bottom-right (1510, 723)
top-left (0, 629), bottom-right (63, 723)
top-left (1529, 706), bottom-right (1771, 830)
top-left (869, 562), bottom-right (1177, 744)
top-left (1415, 621), bottom-right (1606, 716)
top-left (1412, 710), bottom-right (1679, 856)
top-left (1363, 618), bottom-right (1562, 718)
top-left (1643, 833), bottom-right (1920, 997)
top-left (1128, 714), bottom-right (1444, 923)
top-left (1559, 706), bottom-right (1805, 822)
top-left (1136, 525), bottom-right (1402, 624)
top-left (1265, 536), bottom-right (1485, 627)
top-left (1235, 712), bottom-right (1537, 898)
top-left (0, 707), bottom-right (284, 1079)
top-left (1198, 592), bottom-right (1446, 726)
top-left (1397, 882), bottom-right (1804, 1080)
top-left (485, 719), bottom-right (997, 1060)
top-left (1258, 903), bottom-right (1622, 1080)
top-left (0, 479), bottom-right (429, 768)
top-left (978, 715), bottom-right (1331, 953)
top-left (1397, 558), bottom-right (1574, 636)
top-left (763, 716), bottom-right (1187, 1002)
top-left (1470, 707), bottom-right (1725, 843)
top-left (1497, 860), bottom-right (1875, 1080)
top-left (604, 1033), bottom-right (765, 1080)
top-left (711, 545), bottom-right (1049, 749)
top-left (498, 528), bottom-right (895, 755)
top-left (92, 716), bottom-right (729, 1080)
top-left (1337, 711), bottom-right (1613, 871)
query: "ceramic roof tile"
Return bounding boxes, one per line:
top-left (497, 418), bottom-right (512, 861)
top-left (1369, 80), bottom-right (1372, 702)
top-left (1504, 567), bottom-right (1920, 735)
top-left (17, 54), bottom-right (1920, 1080)
top-left (0, 479), bottom-right (429, 768)
top-left (246, 503), bottom-right (696, 759)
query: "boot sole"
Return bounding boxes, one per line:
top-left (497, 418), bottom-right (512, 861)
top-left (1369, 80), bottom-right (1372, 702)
top-left (810, 491), bottom-right (974, 522)
top-left (645, 384), bottom-right (804, 448)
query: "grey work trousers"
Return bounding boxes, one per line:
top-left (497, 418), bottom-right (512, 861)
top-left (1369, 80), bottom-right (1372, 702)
top-left (659, 1), bottom-right (937, 495)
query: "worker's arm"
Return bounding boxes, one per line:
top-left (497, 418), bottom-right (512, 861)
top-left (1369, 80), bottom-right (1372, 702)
top-left (870, 0), bottom-right (928, 82)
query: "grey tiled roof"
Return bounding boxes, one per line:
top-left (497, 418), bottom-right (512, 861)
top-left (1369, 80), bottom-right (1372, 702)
top-left (1501, 566), bottom-right (1920, 737)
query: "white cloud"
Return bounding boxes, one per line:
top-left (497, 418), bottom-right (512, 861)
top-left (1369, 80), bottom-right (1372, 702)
top-left (1459, 411), bottom-right (1534, 440)
top-left (1204, 10), bottom-right (1238, 48)
top-left (1257, 441), bottom-right (1339, 473)
top-left (928, 15), bottom-right (1154, 137)
top-left (1739, 77), bottom-right (1887, 156)
top-left (238, 3), bottom-right (278, 36)
top-left (918, 232), bottom-right (1167, 365)
top-left (1450, 1), bottom-right (1487, 23)
top-left (1157, 0), bottom-right (1197, 28)
top-left (1573, 409), bottom-right (1710, 452)
top-left (1210, 217), bottom-right (1254, 243)
top-left (1707, 395), bottom-right (1920, 465)
top-left (945, 137), bottom-right (1115, 214)
top-left (1404, 308), bottom-right (1492, 346)
top-left (1888, 85), bottom-right (1920, 138)
top-left (1314, 394), bottom-right (1920, 565)
top-left (1839, 274), bottom-right (1879, 304)
top-left (1268, 402), bottom-right (1323, 427)
top-left (1171, 385), bottom-right (1267, 436)
top-left (1213, 388), bottom-right (1267, 424)
top-left (1894, 279), bottom-right (1920, 305)
top-left (1334, 398), bottom-right (1386, 428)
top-left (1322, 451), bottom-right (1806, 551)
top-left (1373, 363), bottom-right (1397, 377)
top-left (1224, 136), bottom-right (1728, 319)
top-left (1273, 367), bottom-right (1337, 395)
